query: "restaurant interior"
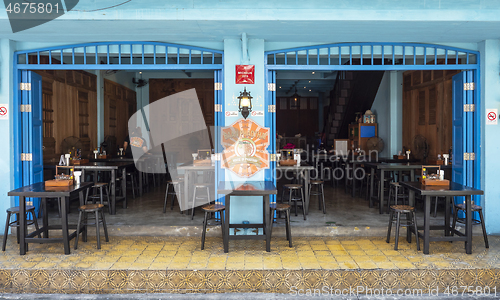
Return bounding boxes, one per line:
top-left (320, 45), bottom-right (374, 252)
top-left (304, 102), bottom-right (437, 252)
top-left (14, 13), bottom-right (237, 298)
top-left (35, 65), bottom-right (467, 237)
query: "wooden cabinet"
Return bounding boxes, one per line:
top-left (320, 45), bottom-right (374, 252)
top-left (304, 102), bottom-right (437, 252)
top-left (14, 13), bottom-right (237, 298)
top-left (348, 123), bottom-right (377, 151)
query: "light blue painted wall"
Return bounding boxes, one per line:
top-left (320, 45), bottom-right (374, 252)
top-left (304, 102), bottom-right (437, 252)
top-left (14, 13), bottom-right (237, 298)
top-left (480, 39), bottom-right (500, 234)
top-left (0, 39), bottom-right (15, 233)
top-left (223, 38), bottom-right (266, 225)
top-left (371, 72), bottom-right (390, 157)
top-left (370, 71), bottom-right (403, 157)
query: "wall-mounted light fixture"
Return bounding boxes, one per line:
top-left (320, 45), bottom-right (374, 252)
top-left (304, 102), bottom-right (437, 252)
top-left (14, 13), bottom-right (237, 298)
top-left (238, 87), bottom-right (253, 119)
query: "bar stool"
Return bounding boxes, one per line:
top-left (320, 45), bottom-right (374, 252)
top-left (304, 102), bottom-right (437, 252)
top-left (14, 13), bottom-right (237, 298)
top-left (309, 180), bottom-right (326, 214)
top-left (270, 203), bottom-right (292, 247)
top-left (2, 205), bottom-right (41, 251)
top-left (200, 203), bottom-right (225, 250)
top-left (85, 183), bottom-right (110, 213)
top-left (191, 183), bottom-right (211, 220)
top-left (74, 203), bottom-right (109, 250)
top-left (387, 182), bottom-right (409, 212)
top-left (164, 179), bottom-right (183, 212)
top-left (282, 184), bottom-right (306, 220)
top-left (452, 202), bottom-right (489, 248)
top-left (387, 205), bottom-right (420, 251)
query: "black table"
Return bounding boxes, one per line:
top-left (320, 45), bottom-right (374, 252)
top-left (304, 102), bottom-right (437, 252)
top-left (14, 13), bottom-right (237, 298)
top-left (7, 182), bottom-right (93, 255)
top-left (364, 162), bottom-right (422, 214)
top-left (276, 164), bottom-right (314, 215)
top-left (218, 181), bottom-right (277, 253)
top-left (400, 181), bottom-right (484, 254)
top-left (74, 162), bottom-right (133, 214)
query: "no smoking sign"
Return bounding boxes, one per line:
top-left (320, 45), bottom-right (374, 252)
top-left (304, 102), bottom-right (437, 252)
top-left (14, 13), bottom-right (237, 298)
top-left (0, 104), bottom-right (8, 120)
top-left (486, 109), bottom-right (498, 125)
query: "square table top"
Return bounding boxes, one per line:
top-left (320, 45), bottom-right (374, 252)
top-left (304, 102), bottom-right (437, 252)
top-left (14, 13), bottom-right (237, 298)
top-left (276, 163), bottom-right (314, 170)
top-left (400, 181), bottom-right (484, 196)
top-left (73, 161), bottom-right (134, 170)
top-left (363, 162), bottom-right (424, 170)
top-left (217, 181), bottom-right (277, 196)
top-left (8, 182), bottom-right (93, 197)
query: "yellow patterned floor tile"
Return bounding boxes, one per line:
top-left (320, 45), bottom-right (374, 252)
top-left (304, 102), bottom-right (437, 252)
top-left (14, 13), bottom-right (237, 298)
top-left (375, 262), bottom-right (397, 269)
top-left (225, 263), bottom-right (245, 270)
top-left (168, 262), bottom-right (189, 269)
top-left (349, 250), bottom-right (366, 256)
top-left (263, 262), bottom-right (283, 269)
top-left (395, 262), bottom-right (416, 269)
top-left (357, 262), bottom-right (378, 269)
top-left (117, 256), bottom-right (136, 263)
top-left (111, 262), bottom-right (133, 269)
top-left (327, 245), bottom-right (344, 251)
top-left (334, 256), bottom-right (353, 263)
top-left (320, 262), bottom-right (340, 269)
top-left (338, 262), bottom-right (358, 269)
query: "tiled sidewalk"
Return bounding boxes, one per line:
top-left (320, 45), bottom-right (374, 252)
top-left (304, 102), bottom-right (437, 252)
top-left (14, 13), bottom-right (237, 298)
top-left (0, 235), bottom-right (498, 294)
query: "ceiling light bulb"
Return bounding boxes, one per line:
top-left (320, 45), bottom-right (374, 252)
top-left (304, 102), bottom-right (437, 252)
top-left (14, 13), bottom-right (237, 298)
top-left (312, 72), bottom-right (315, 74)
top-left (309, 81), bottom-right (311, 83)
top-left (309, 89), bottom-right (311, 92)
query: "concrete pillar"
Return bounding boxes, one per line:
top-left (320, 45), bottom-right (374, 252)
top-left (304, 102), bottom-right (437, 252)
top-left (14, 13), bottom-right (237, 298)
top-left (223, 38), bottom-right (265, 224)
top-left (0, 39), bottom-right (16, 233)
top-left (479, 39), bottom-right (500, 234)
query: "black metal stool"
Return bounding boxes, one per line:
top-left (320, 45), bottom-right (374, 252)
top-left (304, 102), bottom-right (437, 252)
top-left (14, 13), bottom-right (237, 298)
top-left (452, 203), bottom-right (489, 248)
top-left (164, 179), bottom-right (183, 212)
top-left (270, 203), bottom-right (292, 247)
top-left (191, 183), bottom-right (211, 220)
top-left (282, 184), bottom-right (306, 220)
top-left (85, 183), bottom-right (110, 213)
top-left (388, 182), bottom-right (409, 212)
top-left (200, 203), bottom-right (225, 250)
top-left (2, 205), bottom-right (41, 251)
top-left (309, 180), bottom-right (326, 214)
top-left (387, 205), bottom-right (420, 251)
top-left (74, 203), bottom-right (109, 250)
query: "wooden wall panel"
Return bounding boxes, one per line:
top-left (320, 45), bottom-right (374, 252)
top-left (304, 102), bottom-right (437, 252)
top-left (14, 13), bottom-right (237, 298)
top-left (148, 79), bottom-right (214, 164)
top-left (402, 69), bottom-right (459, 160)
top-left (36, 69), bottom-right (134, 162)
top-left (103, 79), bottom-right (136, 153)
top-left (276, 97), bottom-right (319, 142)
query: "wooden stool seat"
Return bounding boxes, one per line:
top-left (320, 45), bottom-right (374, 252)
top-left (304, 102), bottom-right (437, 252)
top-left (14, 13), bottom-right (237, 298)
top-left (455, 203), bottom-right (482, 211)
top-left (310, 180), bottom-right (324, 185)
top-left (284, 184), bottom-right (302, 189)
top-left (202, 204), bottom-right (225, 212)
top-left (93, 183), bottom-right (108, 188)
top-left (390, 205), bottom-right (414, 213)
top-left (6, 205), bottom-right (36, 213)
top-left (79, 203), bottom-right (104, 211)
top-left (270, 203), bottom-right (291, 211)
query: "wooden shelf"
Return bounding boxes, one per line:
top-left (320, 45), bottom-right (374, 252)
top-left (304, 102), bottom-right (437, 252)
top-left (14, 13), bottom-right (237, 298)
top-left (348, 123), bottom-right (377, 152)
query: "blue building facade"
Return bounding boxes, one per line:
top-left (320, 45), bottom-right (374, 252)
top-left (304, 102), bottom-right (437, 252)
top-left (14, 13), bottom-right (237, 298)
top-left (1, 1), bottom-right (500, 233)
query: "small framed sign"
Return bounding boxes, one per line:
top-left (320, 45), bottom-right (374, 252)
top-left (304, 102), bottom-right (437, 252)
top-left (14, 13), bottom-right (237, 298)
top-left (236, 65), bottom-right (255, 84)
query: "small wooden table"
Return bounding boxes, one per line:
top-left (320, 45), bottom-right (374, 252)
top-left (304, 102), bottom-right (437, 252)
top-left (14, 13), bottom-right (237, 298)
top-left (7, 182), bottom-right (93, 255)
top-left (217, 181), bottom-right (277, 253)
top-left (400, 181), bottom-right (483, 254)
top-left (74, 162), bottom-right (133, 215)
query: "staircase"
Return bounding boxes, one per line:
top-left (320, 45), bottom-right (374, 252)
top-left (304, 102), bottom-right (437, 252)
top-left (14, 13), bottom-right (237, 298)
top-left (323, 70), bottom-right (385, 146)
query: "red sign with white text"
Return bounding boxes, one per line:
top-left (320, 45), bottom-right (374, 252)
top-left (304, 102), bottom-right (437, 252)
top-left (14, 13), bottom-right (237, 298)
top-left (236, 65), bottom-right (255, 84)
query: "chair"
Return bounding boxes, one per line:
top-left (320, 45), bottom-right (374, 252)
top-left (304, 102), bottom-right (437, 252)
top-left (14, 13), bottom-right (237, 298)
top-left (200, 203), bottom-right (225, 250)
top-left (85, 183), bottom-right (110, 213)
top-left (309, 180), bottom-right (326, 214)
top-left (452, 202), bottom-right (489, 248)
top-left (2, 205), bottom-right (41, 251)
top-left (164, 179), bottom-right (183, 212)
top-left (386, 205), bottom-right (420, 251)
top-left (191, 183), bottom-right (211, 220)
top-left (270, 203), bottom-right (292, 247)
top-left (282, 184), bottom-right (306, 220)
top-left (74, 203), bottom-right (109, 250)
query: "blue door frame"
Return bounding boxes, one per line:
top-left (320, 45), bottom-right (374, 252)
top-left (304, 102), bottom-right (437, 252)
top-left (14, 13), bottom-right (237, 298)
top-left (13, 42), bottom-right (224, 205)
top-left (265, 42), bottom-right (481, 195)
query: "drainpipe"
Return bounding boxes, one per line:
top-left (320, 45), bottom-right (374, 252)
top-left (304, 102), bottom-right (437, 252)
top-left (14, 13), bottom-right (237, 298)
top-left (241, 32), bottom-right (249, 63)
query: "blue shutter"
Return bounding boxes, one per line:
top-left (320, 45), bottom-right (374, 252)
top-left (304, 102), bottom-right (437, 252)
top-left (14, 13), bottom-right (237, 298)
top-left (20, 71), bottom-right (43, 216)
top-left (452, 72), bottom-right (467, 219)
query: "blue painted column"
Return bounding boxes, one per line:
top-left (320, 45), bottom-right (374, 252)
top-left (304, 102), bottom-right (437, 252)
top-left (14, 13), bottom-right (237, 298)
top-left (223, 38), bottom-right (266, 225)
top-left (479, 39), bottom-right (500, 234)
top-left (96, 71), bottom-right (104, 146)
top-left (389, 71), bottom-right (403, 155)
top-left (0, 39), bottom-right (16, 233)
